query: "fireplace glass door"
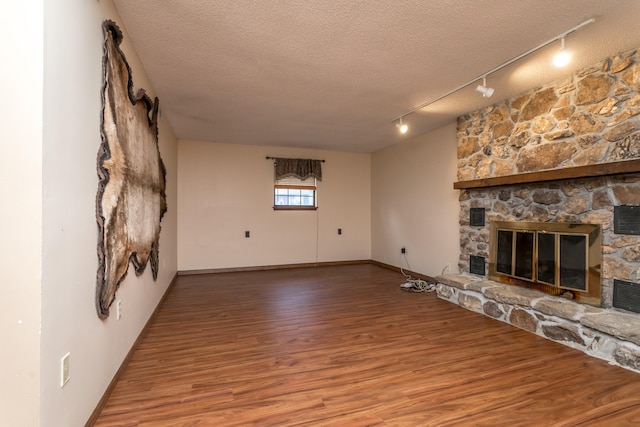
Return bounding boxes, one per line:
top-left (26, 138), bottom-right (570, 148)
top-left (496, 230), bottom-right (513, 276)
top-left (537, 233), bottom-right (556, 285)
top-left (495, 230), bottom-right (536, 281)
top-left (489, 221), bottom-right (601, 305)
top-left (559, 234), bottom-right (587, 291)
top-left (514, 231), bottom-right (534, 280)
top-left (492, 226), bottom-right (590, 291)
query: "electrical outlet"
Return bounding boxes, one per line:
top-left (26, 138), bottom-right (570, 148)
top-left (245, 230), bottom-right (250, 238)
top-left (116, 299), bottom-right (122, 320)
top-left (61, 352), bottom-right (70, 387)
top-left (338, 228), bottom-right (342, 235)
top-left (401, 247), bottom-right (406, 254)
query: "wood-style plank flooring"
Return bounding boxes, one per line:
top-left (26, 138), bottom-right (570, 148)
top-left (93, 264), bottom-right (640, 426)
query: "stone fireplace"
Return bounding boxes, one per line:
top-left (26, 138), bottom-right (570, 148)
top-left (435, 46), bottom-right (640, 372)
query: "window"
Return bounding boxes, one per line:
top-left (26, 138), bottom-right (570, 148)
top-left (274, 176), bottom-right (317, 210)
top-left (269, 157), bottom-right (322, 211)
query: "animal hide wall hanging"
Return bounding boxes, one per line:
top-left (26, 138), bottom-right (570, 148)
top-left (96, 20), bottom-right (167, 319)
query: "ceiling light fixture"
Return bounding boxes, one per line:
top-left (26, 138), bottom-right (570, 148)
top-left (392, 18), bottom-right (595, 128)
top-left (396, 116), bottom-right (408, 134)
top-left (553, 37), bottom-right (571, 67)
top-left (475, 76), bottom-right (494, 98)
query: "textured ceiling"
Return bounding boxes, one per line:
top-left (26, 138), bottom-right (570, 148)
top-left (112, 0), bottom-right (640, 153)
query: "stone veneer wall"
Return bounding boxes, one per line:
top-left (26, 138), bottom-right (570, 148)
top-left (457, 47), bottom-right (640, 181)
top-left (442, 47), bottom-right (640, 371)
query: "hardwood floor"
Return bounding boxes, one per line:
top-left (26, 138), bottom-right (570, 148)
top-left (93, 264), bottom-right (640, 426)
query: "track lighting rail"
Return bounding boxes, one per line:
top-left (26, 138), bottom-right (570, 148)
top-left (392, 18), bottom-right (595, 126)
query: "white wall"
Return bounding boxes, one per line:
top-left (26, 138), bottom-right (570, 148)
top-left (0, 3), bottom-right (44, 425)
top-left (178, 141), bottom-right (371, 271)
top-left (371, 123), bottom-right (460, 277)
top-left (38, 1), bottom-right (178, 426)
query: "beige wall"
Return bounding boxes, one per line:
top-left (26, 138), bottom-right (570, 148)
top-left (0, 1), bottom-right (181, 426)
top-left (0, 3), bottom-right (44, 425)
top-left (0, 2), bottom-right (457, 425)
top-left (178, 141), bottom-right (371, 270)
top-left (371, 123), bottom-right (460, 277)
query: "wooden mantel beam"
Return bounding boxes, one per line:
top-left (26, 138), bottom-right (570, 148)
top-left (453, 159), bottom-right (640, 190)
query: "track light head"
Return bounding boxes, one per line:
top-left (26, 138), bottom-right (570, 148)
top-left (396, 117), bottom-right (408, 134)
top-left (475, 77), bottom-right (494, 98)
top-left (553, 37), bottom-right (571, 67)
top-left (475, 85), bottom-right (495, 98)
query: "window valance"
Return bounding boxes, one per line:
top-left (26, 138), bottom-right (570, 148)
top-left (269, 157), bottom-right (323, 182)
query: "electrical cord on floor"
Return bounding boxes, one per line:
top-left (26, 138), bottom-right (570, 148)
top-left (399, 253), bottom-right (436, 293)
